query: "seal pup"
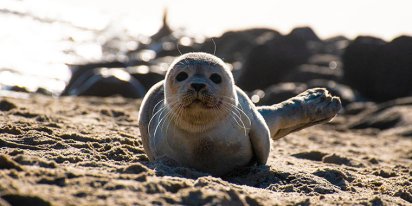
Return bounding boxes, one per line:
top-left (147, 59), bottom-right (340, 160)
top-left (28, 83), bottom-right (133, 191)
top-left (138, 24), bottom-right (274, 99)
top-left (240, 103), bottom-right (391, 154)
top-left (138, 52), bottom-right (341, 176)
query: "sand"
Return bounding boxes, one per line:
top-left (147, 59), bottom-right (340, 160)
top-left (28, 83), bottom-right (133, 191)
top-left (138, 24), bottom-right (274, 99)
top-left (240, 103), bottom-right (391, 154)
top-left (0, 94), bottom-right (411, 206)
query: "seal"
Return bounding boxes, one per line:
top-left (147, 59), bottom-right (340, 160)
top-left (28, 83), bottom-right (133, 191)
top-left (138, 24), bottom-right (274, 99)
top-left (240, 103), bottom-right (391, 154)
top-left (138, 52), bottom-right (341, 176)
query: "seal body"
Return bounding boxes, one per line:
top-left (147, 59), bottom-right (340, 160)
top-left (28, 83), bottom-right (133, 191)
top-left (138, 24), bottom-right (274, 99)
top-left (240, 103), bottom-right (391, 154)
top-left (138, 52), bottom-right (341, 176)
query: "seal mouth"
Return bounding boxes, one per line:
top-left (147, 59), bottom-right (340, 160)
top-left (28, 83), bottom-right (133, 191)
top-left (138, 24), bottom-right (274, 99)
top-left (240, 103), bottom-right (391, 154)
top-left (184, 97), bottom-right (221, 109)
top-left (186, 98), bottom-right (208, 108)
top-left (192, 99), bottom-right (202, 104)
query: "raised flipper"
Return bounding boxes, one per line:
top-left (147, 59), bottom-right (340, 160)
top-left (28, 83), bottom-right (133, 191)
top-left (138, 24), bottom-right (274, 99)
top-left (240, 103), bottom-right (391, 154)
top-left (257, 88), bottom-right (342, 140)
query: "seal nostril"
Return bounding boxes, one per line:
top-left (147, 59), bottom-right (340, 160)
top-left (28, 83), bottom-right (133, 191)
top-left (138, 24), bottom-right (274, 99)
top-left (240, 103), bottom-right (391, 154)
top-left (191, 83), bottom-right (206, 92)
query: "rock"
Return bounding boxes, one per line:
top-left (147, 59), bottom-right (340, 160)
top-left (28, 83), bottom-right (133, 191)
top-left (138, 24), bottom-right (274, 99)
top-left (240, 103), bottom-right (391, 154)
top-left (155, 41), bottom-right (196, 58)
top-left (289, 27), bottom-right (323, 55)
top-left (308, 54), bottom-right (342, 69)
top-left (128, 66), bottom-right (164, 91)
top-left (35, 87), bottom-right (53, 96)
top-left (344, 102), bottom-right (377, 115)
top-left (150, 9), bottom-right (173, 42)
top-left (258, 82), bottom-right (307, 105)
top-left (350, 108), bottom-right (402, 130)
top-left (347, 97), bottom-right (412, 130)
top-left (342, 36), bottom-right (385, 101)
top-left (323, 36), bottom-right (350, 56)
top-left (280, 64), bottom-right (341, 83)
top-left (289, 27), bottom-right (321, 42)
top-left (8, 86), bottom-right (29, 93)
top-left (62, 60), bottom-right (128, 96)
top-left (237, 33), bottom-right (311, 91)
top-left (343, 35), bottom-right (412, 101)
top-left (201, 28), bottom-right (281, 63)
top-left (61, 68), bottom-right (146, 98)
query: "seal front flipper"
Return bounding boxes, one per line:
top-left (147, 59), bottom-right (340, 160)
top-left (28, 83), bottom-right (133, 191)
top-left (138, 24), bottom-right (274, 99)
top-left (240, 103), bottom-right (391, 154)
top-left (257, 88), bottom-right (342, 140)
top-left (249, 113), bottom-right (271, 165)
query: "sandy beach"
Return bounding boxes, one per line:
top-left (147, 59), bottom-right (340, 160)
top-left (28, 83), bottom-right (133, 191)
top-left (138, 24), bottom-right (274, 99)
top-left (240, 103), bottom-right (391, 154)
top-left (0, 94), bottom-right (411, 205)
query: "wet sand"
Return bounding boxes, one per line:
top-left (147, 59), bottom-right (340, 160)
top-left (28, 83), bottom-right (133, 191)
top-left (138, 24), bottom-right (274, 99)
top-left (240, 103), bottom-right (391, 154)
top-left (0, 94), bottom-right (411, 205)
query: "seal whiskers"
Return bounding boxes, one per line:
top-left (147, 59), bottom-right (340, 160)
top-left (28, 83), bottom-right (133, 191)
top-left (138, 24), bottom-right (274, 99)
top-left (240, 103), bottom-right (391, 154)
top-left (220, 102), bottom-right (249, 135)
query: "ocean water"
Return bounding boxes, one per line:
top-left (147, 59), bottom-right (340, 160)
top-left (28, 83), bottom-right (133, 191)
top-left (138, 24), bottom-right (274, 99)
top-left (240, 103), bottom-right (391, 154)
top-left (0, 0), bottom-right (411, 94)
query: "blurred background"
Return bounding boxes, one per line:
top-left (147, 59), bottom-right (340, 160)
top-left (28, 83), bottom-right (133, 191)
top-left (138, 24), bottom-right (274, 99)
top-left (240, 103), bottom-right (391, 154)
top-left (1, 0), bottom-right (412, 106)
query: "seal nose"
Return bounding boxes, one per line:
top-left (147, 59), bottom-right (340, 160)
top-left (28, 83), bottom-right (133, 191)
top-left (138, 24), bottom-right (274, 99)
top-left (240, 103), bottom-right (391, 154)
top-left (191, 83), bottom-right (206, 92)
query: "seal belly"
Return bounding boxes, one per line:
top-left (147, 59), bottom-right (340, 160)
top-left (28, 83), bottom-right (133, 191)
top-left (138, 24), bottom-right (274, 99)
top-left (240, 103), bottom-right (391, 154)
top-left (187, 135), bottom-right (253, 175)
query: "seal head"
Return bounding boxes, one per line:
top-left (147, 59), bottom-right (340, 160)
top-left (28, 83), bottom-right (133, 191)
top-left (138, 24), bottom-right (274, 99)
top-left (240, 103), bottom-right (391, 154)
top-left (164, 52), bottom-right (237, 133)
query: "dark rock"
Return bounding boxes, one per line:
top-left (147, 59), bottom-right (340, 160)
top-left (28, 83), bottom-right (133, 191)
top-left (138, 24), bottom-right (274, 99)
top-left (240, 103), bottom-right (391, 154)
top-left (323, 36), bottom-right (350, 56)
top-left (258, 82), bottom-right (307, 105)
top-left (201, 28), bottom-right (281, 63)
top-left (342, 36), bottom-right (385, 101)
top-left (308, 54), bottom-right (342, 68)
top-left (129, 66), bottom-right (164, 91)
top-left (237, 33), bottom-right (311, 91)
top-left (151, 9), bottom-right (173, 42)
top-left (61, 68), bottom-right (145, 98)
top-left (344, 102), bottom-right (377, 115)
top-left (350, 109), bottom-right (402, 130)
top-left (281, 64), bottom-right (341, 83)
top-left (347, 97), bottom-right (412, 130)
top-left (62, 61), bottom-right (128, 96)
top-left (35, 87), bottom-right (53, 96)
top-left (8, 86), bottom-right (29, 93)
top-left (289, 27), bottom-right (321, 42)
top-left (343, 35), bottom-right (412, 101)
top-left (155, 41), bottom-right (196, 58)
top-left (289, 27), bottom-right (324, 55)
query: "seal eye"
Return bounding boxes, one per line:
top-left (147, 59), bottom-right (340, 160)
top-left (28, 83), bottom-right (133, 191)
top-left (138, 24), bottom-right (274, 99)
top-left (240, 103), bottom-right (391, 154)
top-left (175, 72), bottom-right (188, 82)
top-left (210, 73), bottom-right (222, 84)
